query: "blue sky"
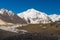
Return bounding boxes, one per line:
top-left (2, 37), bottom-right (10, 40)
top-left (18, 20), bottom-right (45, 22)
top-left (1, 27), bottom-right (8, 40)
top-left (0, 0), bottom-right (60, 14)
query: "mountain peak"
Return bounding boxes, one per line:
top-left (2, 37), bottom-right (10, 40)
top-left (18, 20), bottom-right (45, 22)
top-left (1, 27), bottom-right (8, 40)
top-left (17, 8), bottom-right (52, 24)
top-left (0, 8), bottom-right (8, 14)
top-left (26, 8), bottom-right (40, 13)
top-left (0, 8), bottom-right (8, 11)
top-left (0, 8), bottom-right (14, 16)
top-left (28, 8), bottom-right (36, 11)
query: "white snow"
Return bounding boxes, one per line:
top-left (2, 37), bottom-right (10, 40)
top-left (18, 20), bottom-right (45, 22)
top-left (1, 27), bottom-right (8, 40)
top-left (0, 8), bottom-right (14, 16)
top-left (17, 8), bottom-right (52, 24)
top-left (49, 14), bottom-right (60, 22)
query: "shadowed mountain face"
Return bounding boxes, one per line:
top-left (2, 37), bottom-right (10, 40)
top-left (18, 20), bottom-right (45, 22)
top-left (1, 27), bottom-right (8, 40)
top-left (0, 14), bottom-right (27, 24)
top-left (0, 9), bottom-right (27, 24)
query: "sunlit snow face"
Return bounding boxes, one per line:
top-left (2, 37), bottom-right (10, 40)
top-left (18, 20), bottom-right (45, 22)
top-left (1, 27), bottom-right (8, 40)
top-left (0, 11), bottom-right (3, 14)
top-left (49, 14), bottom-right (60, 22)
top-left (17, 8), bottom-right (51, 24)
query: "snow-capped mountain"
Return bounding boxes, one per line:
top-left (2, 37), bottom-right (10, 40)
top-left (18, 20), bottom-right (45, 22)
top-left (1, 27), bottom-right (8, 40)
top-left (0, 8), bottom-right (60, 25)
top-left (49, 14), bottom-right (60, 22)
top-left (17, 8), bottom-right (52, 24)
top-left (0, 8), bottom-right (27, 25)
top-left (0, 8), bottom-right (14, 16)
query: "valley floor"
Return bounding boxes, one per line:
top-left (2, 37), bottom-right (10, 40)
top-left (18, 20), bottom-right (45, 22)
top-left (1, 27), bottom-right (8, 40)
top-left (0, 22), bottom-right (60, 40)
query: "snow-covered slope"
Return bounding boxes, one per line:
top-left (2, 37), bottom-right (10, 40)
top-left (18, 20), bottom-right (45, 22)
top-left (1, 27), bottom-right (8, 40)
top-left (0, 8), bottom-right (27, 24)
top-left (17, 8), bottom-right (52, 24)
top-left (0, 8), bottom-right (14, 16)
top-left (49, 14), bottom-right (60, 22)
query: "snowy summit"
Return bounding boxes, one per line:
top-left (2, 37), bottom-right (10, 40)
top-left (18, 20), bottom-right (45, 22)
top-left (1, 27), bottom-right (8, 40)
top-left (17, 8), bottom-right (52, 24)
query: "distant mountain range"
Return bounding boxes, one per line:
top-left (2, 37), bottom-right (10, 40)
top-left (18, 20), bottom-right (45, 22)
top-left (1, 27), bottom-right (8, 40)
top-left (0, 8), bottom-right (60, 25)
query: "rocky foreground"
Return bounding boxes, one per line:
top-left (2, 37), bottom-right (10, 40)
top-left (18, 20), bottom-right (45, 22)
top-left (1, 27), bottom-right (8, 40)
top-left (0, 29), bottom-right (59, 40)
top-left (2, 32), bottom-right (60, 40)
